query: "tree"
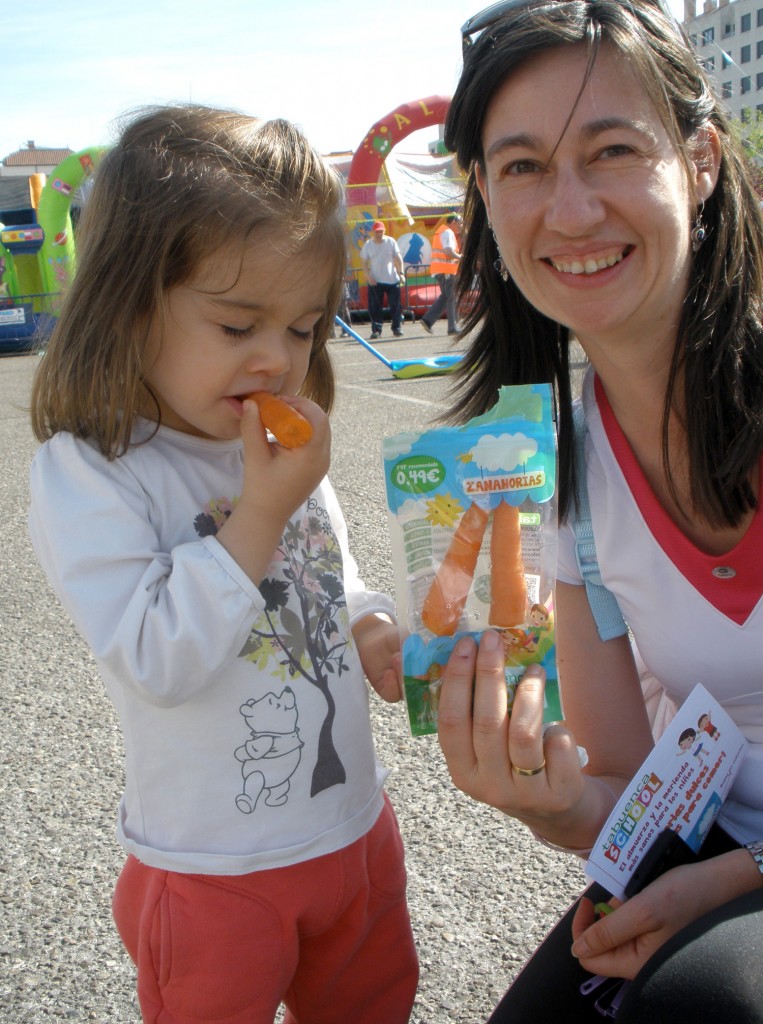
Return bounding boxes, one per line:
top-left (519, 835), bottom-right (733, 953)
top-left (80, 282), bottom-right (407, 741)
top-left (730, 112), bottom-right (763, 197)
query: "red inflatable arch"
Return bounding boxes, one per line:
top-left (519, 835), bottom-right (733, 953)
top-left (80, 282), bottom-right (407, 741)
top-left (346, 95), bottom-right (451, 211)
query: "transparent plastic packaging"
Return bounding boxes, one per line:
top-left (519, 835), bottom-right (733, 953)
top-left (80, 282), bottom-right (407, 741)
top-left (382, 384), bottom-right (561, 736)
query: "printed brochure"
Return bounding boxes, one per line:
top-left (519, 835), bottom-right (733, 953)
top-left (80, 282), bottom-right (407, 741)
top-left (585, 683), bottom-right (748, 899)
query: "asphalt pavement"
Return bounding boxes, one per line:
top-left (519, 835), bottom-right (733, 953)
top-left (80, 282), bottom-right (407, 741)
top-left (1, 321), bottom-right (586, 1023)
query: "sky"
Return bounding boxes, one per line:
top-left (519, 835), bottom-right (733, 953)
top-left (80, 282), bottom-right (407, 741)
top-left (4, 0), bottom-right (476, 161)
top-left (5, 0), bottom-right (687, 163)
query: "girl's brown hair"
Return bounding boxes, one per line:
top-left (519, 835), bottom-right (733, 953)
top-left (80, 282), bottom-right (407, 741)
top-left (31, 105), bottom-right (346, 458)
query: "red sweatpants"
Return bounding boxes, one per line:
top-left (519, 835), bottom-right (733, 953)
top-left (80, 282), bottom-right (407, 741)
top-left (112, 797), bottom-right (418, 1024)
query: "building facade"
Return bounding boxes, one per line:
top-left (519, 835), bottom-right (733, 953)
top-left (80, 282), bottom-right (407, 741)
top-left (684, 0), bottom-right (763, 122)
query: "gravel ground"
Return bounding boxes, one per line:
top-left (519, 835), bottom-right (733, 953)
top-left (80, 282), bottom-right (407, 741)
top-left (1, 323), bottom-right (587, 1024)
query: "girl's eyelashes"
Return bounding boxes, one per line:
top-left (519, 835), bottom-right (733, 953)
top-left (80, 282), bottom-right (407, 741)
top-left (222, 324), bottom-right (256, 340)
top-left (221, 325), bottom-right (316, 341)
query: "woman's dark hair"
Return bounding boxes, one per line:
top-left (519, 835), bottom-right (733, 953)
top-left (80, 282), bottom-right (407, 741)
top-left (446, 0), bottom-right (763, 525)
top-left (31, 105), bottom-right (346, 458)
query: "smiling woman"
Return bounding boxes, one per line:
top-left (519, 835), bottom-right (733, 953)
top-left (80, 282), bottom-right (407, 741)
top-left (434, 1), bottom-right (763, 1022)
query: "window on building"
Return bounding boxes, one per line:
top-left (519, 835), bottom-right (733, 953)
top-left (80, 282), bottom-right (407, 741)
top-left (757, 71), bottom-right (763, 88)
top-left (705, 54), bottom-right (716, 70)
top-left (703, 26), bottom-right (715, 43)
top-left (723, 81), bottom-right (733, 98)
top-left (741, 107), bottom-right (752, 122)
top-left (722, 50), bottom-right (733, 68)
top-left (741, 12), bottom-right (752, 30)
top-left (758, 39), bottom-right (763, 57)
top-left (742, 76), bottom-right (752, 93)
top-left (722, 21), bottom-right (734, 36)
top-left (758, 8), bottom-right (763, 27)
top-left (742, 44), bottom-right (752, 62)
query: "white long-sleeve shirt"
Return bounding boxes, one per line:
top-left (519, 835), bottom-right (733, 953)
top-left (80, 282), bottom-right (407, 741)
top-left (29, 422), bottom-right (391, 874)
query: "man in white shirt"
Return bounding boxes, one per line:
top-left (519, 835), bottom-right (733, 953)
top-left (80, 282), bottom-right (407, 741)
top-left (360, 221), bottom-right (405, 339)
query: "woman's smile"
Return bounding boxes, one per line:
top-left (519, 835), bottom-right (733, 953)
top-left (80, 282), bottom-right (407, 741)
top-left (545, 246), bottom-right (631, 276)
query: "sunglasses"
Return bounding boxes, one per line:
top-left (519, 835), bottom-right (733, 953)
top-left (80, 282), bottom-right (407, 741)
top-left (461, 0), bottom-right (682, 54)
top-left (461, 0), bottom-right (541, 52)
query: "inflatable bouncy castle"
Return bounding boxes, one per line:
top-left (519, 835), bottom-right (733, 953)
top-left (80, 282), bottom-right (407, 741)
top-left (0, 147), bottom-right (104, 351)
top-left (342, 96), bottom-right (465, 317)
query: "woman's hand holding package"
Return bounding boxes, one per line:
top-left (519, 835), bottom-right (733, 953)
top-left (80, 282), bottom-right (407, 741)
top-left (217, 396), bottom-right (331, 584)
top-left (437, 630), bottom-right (608, 850)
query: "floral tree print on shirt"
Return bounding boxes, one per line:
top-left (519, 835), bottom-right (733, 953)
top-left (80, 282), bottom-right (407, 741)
top-left (194, 496), bottom-right (238, 536)
top-left (195, 495), bottom-right (351, 799)
top-left (242, 500), bottom-right (351, 796)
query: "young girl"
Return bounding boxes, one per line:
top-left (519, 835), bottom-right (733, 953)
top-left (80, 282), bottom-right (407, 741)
top-left (28, 105), bottom-right (418, 1024)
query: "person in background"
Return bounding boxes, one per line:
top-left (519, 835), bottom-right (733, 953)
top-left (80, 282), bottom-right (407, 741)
top-left (361, 220), bottom-right (405, 339)
top-left (28, 104), bottom-right (417, 1024)
top-left (420, 213), bottom-right (462, 334)
top-left (435, 1), bottom-right (763, 1021)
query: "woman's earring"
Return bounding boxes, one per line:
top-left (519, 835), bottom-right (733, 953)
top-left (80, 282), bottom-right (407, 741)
top-left (494, 255), bottom-right (509, 282)
top-left (491, 229), bottom-right (509, 282)
top-left (691, 205), bottom-right (706, 253)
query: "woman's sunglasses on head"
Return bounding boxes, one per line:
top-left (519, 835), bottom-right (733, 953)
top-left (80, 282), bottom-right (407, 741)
top-left (461, 0), bottom-right (542, 51)
top-left (461, 0), bottom-right (682, 54)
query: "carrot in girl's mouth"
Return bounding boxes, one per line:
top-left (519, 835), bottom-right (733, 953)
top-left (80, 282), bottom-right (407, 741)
top-left (248, 392), bottom-right (313, 448)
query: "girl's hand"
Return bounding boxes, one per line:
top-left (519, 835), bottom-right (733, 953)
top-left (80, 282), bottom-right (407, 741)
top-left (353, 614), bottom-right (403, 703)
top-left (240, 395), bottom-right (331, 514)
top-left (436, 631), bottom-right (591, 839)
top-left (237, 395), bottom-right (329, 528)
top-left (217, 396), bottom-right (331, 584)
top-left (570, 850), bottom-right (763, 979)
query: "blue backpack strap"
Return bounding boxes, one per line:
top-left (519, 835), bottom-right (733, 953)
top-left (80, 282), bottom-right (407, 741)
top-left (572, 404), bottom-right (628, 641)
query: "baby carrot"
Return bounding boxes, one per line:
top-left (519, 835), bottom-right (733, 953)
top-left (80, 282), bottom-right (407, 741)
top-left (248, 392), bottom-right (313, 449)
top-left (489, 501), bottom-right (527, 627)
top-left (422, 502), bottom-right (490, 636)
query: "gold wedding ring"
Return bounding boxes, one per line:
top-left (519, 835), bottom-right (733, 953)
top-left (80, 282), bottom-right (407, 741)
top-left (512, 760), bottom-right (546, 777)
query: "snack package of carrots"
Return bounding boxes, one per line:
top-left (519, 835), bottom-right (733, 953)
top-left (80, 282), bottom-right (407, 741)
top-left (382, 383), bottom-right (561, 736)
